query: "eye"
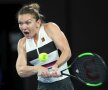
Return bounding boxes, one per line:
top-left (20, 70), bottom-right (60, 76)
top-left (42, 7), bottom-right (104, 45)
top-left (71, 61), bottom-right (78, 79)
top-left (25, 21), bottom-right (31, 25)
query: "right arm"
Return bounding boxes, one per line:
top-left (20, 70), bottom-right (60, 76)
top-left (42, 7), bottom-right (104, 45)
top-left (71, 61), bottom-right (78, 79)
top-left (15, 38), bottom-right (49, 78)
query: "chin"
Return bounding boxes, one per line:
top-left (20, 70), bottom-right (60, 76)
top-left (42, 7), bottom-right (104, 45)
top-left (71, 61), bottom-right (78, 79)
top-left (25, 36), bottom-right (33, 39)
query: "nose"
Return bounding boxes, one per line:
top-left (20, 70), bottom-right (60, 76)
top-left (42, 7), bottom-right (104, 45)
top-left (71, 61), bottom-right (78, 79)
top-left (20, 23), bottom-right (28, 30)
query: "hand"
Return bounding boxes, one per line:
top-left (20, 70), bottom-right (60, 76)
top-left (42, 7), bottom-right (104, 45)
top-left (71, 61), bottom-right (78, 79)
top-left (48, 65), bottom-right (61, 77)
top-left (37, 66), bottom-right (51, 77)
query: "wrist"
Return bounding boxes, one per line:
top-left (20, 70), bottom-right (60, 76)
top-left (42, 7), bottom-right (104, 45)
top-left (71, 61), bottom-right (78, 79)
top-left (53, 63), bottom-right (59, 68)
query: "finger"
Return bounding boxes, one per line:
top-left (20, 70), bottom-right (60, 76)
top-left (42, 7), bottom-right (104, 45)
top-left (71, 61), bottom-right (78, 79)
top-left (50, 71), bottom-right (59, 77)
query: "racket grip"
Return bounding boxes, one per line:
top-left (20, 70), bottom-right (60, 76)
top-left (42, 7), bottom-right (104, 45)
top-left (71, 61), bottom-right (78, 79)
top-left (48, 67), bottom-right (62, 76)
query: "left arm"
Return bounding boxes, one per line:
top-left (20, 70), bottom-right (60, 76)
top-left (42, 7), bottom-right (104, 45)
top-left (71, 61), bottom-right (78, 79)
top-left (45, 22), bottom-right (72, 68)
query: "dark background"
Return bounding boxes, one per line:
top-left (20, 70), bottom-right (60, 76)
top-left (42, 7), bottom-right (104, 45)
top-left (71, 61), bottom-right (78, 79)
top-left (0, 0), bottom-right (108, 90)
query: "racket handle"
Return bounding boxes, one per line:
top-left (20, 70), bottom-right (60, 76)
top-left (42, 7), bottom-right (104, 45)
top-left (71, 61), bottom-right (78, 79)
top-left (61, 71), bottom-right (76, 78)
top-left (48, 67), bottom-right (62, 76)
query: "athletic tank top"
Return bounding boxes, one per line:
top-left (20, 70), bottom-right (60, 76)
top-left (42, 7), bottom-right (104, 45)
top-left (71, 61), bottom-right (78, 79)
top-left (26, 25), bottom-right (70, 83)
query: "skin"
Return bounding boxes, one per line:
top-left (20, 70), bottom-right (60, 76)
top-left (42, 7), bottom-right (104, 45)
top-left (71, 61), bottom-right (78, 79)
top-left (16, 14), bottom-right (72, 78)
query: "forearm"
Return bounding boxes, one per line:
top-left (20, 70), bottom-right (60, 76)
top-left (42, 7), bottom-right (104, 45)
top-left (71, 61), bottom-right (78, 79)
top-left (54, 49), bottom-right (72, 68)
top-left (16, 65), bottom-right (40, 77)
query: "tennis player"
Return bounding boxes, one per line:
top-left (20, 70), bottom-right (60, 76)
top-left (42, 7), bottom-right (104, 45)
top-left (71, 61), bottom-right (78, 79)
top-left (16, 2), bottom-right (74, 90)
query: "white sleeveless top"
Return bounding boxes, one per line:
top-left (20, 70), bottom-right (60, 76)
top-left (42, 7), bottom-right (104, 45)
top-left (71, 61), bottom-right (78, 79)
top-left (26, 25), bottom-right (70, 83)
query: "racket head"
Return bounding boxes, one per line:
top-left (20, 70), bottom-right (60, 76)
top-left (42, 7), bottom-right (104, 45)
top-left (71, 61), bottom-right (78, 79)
top-left (72, 52), bottom-right (107, 87)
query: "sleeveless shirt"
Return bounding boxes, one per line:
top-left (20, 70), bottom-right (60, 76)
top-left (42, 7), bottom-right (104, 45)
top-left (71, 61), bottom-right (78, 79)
top-left (26, 25), bottom-right (70, 83)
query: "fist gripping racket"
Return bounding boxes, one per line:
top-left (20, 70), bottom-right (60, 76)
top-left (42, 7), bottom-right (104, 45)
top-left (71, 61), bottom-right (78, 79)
top-left (61, 52), bottom-right (107, 87)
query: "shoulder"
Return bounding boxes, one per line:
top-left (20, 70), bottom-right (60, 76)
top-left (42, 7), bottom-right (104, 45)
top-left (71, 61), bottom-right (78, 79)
top-left (43, 22), bottom-right (62, 36)
top-left (44, 22), bottom-right (60, 30)
top-left (17, 37), bottom-right (26, 49)
top-left (42, 22), bottom-right (65, 41)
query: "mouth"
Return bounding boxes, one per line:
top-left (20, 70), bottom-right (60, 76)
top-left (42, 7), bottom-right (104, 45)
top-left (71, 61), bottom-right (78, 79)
top-left (23, 31), bottom-right (29, 35)
top-left (23, 31), bottom-right (32, 39)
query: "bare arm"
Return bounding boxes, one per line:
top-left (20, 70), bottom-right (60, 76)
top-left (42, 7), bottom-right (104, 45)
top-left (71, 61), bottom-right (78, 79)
top-left (16, 38), bottom-right (49, 77)
top-left (45, 22), bottom-right (72, 68)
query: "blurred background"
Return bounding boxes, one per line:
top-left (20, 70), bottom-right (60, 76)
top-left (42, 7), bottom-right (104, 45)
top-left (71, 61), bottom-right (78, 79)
top-left (0, 0), bottom-right (108, 90)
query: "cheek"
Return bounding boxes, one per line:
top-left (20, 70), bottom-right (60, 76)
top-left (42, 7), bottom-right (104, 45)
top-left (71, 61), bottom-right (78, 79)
top-left (19, 25), bottom-right (21, 28)
top-left (29, 23), bottom-right (35, 28)
top-left (30, 24), bottom-right (37, 30)
top-left (18, 25), bottom-right (24, 33)
top-left (19, 26), bottom-right (22, 30)
top-left (19, 24), bottom-right (23, 29)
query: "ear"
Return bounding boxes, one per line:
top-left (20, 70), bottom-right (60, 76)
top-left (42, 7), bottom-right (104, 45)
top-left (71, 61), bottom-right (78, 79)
top-left (36, 19), bottom-right (41, 28)
top-left (36, 19), bottom-right (41, 24)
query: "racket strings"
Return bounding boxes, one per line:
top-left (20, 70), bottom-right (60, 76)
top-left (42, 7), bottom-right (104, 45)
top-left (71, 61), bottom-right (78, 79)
top-left (73, 55), bottom-right (106, 84)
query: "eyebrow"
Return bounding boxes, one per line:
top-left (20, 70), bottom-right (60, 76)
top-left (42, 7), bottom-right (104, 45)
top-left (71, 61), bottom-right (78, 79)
top-left (18, 19), bottom-right (33, 23)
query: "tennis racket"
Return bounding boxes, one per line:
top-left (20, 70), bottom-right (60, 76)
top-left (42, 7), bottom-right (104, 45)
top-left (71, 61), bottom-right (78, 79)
top-left (60, 52), bottom-right (108, 87)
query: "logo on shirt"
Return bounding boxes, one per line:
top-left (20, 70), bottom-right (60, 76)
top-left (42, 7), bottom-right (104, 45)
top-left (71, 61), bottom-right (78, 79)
top-left (41, 37), bottom-right (45, 42)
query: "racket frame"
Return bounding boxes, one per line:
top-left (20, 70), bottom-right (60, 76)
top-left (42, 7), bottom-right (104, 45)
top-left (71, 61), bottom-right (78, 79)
top-left (61, 52), bottom-right (107, 87)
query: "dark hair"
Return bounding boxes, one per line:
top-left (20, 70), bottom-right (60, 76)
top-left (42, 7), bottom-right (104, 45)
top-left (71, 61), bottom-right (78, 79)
top-left (17, 3), bottom-right (44, 22)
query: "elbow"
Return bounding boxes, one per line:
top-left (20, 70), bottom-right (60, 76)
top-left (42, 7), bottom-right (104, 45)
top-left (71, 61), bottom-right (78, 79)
top-left (63, 48), bottom-right (72, 59)
top-left (17, 72), bottom-right (26, 78)
top-left (65, 47), bottom-right (72, 59)
top-left (16, 66), bottom-right (28, 78)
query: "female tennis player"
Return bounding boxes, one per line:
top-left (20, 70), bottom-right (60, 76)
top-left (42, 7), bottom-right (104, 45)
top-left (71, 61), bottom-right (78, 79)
top-left (15, 2), bottom-right (74, 90)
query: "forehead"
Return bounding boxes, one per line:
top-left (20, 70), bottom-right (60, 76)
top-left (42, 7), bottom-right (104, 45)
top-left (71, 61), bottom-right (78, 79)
top-left (18, 14), bottom-right (35, 22)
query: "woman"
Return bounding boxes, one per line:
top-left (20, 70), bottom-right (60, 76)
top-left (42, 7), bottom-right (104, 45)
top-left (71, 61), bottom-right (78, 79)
top-left (16, 3), bottom-right (74, 90)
